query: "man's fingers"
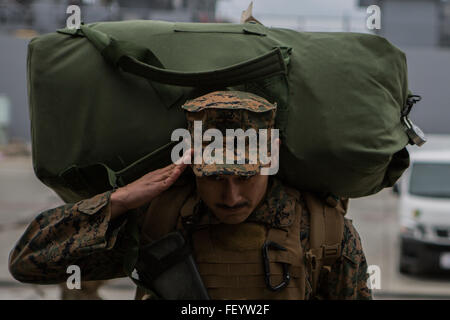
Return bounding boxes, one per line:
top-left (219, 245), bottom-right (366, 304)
top-left (159, 163), bottom-right (177, 173)
top-left (174, 148), bottom-right (193, 165)
top-left (147, 163), bottom-right (176, 179)
top-left (145, 149), bottom-right (192, 183)
top-left (162, 164), bottom-right (186, 187)
top-left (154, 149), bottom-right (191, 176)
top-left (154, 158), bottom-right (188, 183)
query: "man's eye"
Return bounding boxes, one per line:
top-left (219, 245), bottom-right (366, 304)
top-left (239, 175), bottom-right (252, 181)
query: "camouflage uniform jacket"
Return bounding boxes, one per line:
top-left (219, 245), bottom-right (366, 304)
top-left (8, 178), bottom-right (372, 300)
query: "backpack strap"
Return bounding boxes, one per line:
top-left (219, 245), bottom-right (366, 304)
top-left (139, 182), bottom-right (194, 244)
top-left (303, 192), bottom-right (348, 297)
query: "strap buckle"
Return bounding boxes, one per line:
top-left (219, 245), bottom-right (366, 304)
top-left (323, 244), bottom-right (340, 258)
top-left (262, 241), bottom-right (291, 291)
top-left (400, 94), bottom-right (427, 147)
top-left (402, 94), bottom-right (422, 117)
top-left (306, 250), bottom-right (318, 271)
top-left (322, 244), bottom-right (341, 266)
top-left (306, 244), bottom-right (341, 270)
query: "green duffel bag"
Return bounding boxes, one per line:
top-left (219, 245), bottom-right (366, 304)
top-left (27, 20), bottom-right (422, 203)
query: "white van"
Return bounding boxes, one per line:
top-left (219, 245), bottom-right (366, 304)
top-left (397, 134), bottom-right (450, 274)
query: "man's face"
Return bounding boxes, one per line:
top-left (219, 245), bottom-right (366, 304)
top-left (195, 173), bottom-right (269, 224)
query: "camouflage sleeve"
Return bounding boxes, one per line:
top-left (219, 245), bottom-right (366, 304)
top-left (8, 190), bottom-right (136, 284)
top-left (318, 218), bottom-right (373, 300)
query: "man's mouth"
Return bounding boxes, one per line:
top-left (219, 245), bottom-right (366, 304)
top-left (216, 203), bottom-right (249, 212)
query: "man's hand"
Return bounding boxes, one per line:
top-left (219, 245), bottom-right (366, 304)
top-left (110, 152), bottom-right (191, 219)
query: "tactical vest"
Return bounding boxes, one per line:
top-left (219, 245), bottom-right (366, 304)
top-left (135, 182), bottom-right (347, 300)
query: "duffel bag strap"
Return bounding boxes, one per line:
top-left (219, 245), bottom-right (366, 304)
top-left (77, 24), bottom-right (289, 87)
top-left (59, 141), bottom-right (176, 198)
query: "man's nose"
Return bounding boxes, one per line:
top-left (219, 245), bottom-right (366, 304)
top-left (221, 179), bottom-right (244, 207)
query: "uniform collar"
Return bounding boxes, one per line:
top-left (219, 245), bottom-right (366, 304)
top-left (245, 177), bottom-right (296, 228)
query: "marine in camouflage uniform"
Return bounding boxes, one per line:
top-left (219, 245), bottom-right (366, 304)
top-left (8, 91), bottom-right (372, 300)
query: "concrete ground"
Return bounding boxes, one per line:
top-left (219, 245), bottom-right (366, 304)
top-left (0, 156), bottom-right (136, 300)
top-left (0, 156), bottom-right (449, 300)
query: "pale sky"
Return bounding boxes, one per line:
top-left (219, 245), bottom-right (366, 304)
top-left (216, 0), bottom-right (369, 32)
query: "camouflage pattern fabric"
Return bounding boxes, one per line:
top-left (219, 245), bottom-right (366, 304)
top-left (246, 178), bottom-right (296, 228)
top-left (8, 191), bottom-right (129, 284)
top-left (187, 178), bottom-right (372, 300)
top-left (182, 91), bottom-right (276, 113)
top-left (183, 91), bottom-right (276, 177)
top-left (9, 178), bottom-right (372, 300)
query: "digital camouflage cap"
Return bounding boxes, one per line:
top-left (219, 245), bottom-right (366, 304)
top-left (182, 91), bottom-right (277, 177)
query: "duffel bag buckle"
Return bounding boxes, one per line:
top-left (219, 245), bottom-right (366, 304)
top-left (402, 116), bottom-right (427, 147)
top-left (401, 94), bottom-right (426, 147)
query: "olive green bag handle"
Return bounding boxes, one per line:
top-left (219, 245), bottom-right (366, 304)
top-left (58, 141), bottom-right (176, 198)
top-left (77, 24), bottom-right (288, 87)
